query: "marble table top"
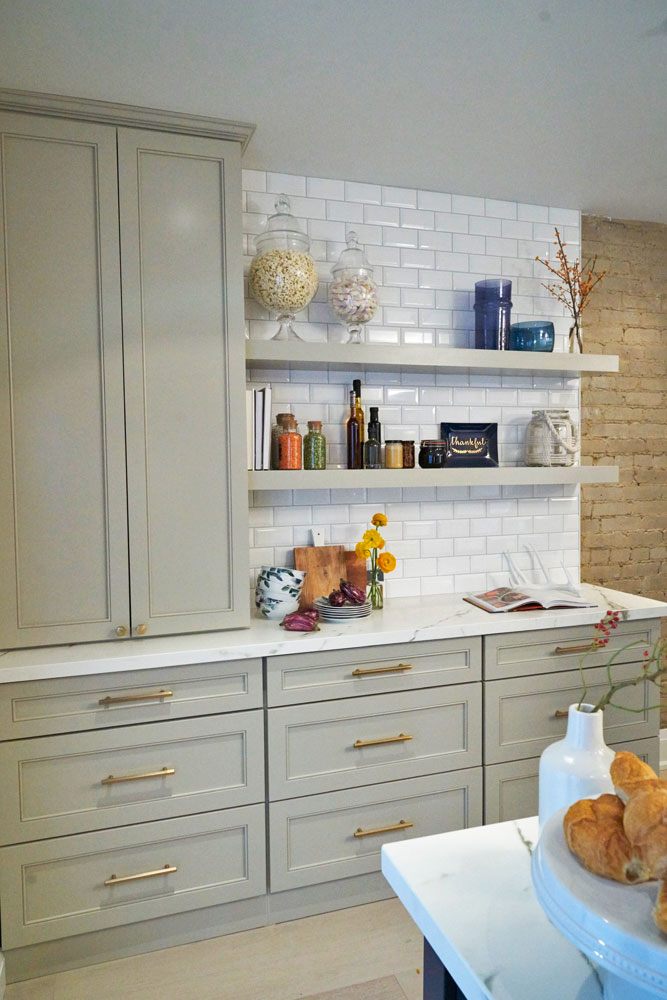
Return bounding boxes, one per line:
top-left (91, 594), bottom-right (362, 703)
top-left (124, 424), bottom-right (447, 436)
top-left (0, 583), bottom-right (665, 683)
top-left (381, 817), bottom-right (605, 1000)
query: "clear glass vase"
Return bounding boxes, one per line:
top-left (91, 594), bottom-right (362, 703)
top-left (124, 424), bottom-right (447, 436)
top-left (367, 573), bottom-right (383, 610)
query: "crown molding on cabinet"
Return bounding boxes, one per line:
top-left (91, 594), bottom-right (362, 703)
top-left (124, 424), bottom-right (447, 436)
top-left (0, 88), bottom-right (255, 149)
top-left (245, 341), bottom-right (619, 377)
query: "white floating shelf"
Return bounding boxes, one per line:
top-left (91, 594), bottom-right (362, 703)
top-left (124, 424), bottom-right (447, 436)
top-left (246, 341), bottom-right (618, 377)
top-left (248, 466), bottom-right (619, 490)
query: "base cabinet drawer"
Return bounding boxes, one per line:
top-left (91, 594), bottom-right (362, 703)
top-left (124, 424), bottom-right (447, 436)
top-left (268, 684), bottom-right (481, 799)
top-left (0, 805), bottom-right (266, 948)
top-left (0, 658), bottom-right (263, 739)
top-left (266, 637), bottom-right (481, 706)
top-left (269, 768), bottom-right (482, 892)
top-left (484, 664), bottom-right (658, 764)
top-left (484, 735), bottom-right (660, 824)
top-left (0, 711), bottom-right (264, 844)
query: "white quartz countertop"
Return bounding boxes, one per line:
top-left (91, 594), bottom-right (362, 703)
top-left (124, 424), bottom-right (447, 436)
top-left (0, 584), bottom-right (665, 684)
top-left (382, 816), bottom-right (604, 1000)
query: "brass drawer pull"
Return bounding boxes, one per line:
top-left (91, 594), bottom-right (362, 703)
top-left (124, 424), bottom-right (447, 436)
top-left (554, 642), bottom-right (596, 655)
top-left (99, 690), bottom-right (173, 706)
top-left (101, 767), bottom-right (175, 786)
top-left (354, 819), bottom-right (414, 838)
top-left (351, 663), bottom-right (413, 677)
top-left (353, 733), bottom-right (413, 749)
top-left (104, 863), bottom-right (177, 886)
top-left (554, 709), bottom-right (570, 719)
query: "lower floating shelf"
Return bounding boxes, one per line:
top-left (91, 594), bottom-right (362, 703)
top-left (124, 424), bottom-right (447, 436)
top-left (248, 466), bottom-right (618, 490)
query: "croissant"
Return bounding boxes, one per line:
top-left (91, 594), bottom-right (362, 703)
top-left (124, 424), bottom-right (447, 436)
top-left (563, 793), bottom-right (652, 884)
top-left (654, 880), bottom-right (667, 934)
top-left (610, 751), bottom-right (663, 800)
top-left (622, 784), bottom-right (667, 880)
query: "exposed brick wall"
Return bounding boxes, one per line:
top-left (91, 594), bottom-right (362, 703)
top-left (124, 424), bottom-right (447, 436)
top-left (580, 216), bottom-right (667, 651)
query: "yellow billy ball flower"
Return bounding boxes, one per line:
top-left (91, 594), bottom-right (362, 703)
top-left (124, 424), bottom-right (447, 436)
top-left (371, 512), bottom-right (388, 527)
top-left (355, 540), bottom-right (371, 561)
top-left (377, 552), bottom-right (396, 573)
top-left (362, 529), bottom-right (385, 550)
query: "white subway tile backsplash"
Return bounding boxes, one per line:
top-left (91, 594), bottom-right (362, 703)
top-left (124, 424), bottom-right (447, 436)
top-left (244, 170), bottom-right (581, 596)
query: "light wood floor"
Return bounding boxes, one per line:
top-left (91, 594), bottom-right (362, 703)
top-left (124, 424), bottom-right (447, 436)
top-left (4, 899), bottom-right (424, 1000)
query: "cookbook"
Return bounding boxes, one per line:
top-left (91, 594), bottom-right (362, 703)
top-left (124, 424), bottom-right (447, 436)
top-left (464, 585), bottom-right (596, 613)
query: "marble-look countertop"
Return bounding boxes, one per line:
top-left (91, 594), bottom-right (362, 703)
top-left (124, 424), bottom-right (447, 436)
top-left (382, 816), bottom-right (604, 1000)
top-left (0, 584), bottom-right (664, 684)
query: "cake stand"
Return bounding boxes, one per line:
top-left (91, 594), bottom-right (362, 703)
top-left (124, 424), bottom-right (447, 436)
top-left (532, 808), bottom-right (667, 999)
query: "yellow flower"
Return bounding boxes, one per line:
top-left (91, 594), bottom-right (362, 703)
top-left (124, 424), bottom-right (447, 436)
top-left (363, 529), bottom-right (385, 550)
top-left (371, 512), bottom-right (388, 527)
top-left (377, 551), bottom-right (396, 574)
top-left (355, 540), bottom-right (371, 561)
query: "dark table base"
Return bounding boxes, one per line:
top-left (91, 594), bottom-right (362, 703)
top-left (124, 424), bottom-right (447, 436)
top-left (423, 939), bottom-right (467, 1000)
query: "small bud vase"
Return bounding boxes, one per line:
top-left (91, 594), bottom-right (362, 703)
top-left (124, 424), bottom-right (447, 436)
top-left (538, 703), bottom-right (614, 833)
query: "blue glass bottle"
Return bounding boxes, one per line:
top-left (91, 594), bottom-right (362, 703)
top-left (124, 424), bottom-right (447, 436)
top-left (474, 278), bottom-right (512, 350)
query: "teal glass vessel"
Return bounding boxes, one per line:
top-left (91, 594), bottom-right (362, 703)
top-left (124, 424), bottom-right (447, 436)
top-left (509, 321), bottom-right (555, 352)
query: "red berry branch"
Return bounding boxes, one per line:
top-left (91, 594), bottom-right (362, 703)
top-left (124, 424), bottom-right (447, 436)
top-left (577, 610), bottom-right (667, 712)
top-left (535, 228), bottom-right (606, 353)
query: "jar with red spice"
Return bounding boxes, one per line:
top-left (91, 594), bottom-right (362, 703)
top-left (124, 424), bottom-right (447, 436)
top-left (279, 415), bottom-right (302, 469)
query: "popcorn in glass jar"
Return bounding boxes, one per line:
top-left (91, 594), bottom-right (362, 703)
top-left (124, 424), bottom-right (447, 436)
top-left (249, 195), bottom-right (319, 340)
top-left (329, 232), bottom-right (378, 343)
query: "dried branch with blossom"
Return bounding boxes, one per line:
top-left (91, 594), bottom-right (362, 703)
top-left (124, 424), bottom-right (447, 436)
top-left (577, 610), bottom-right (667, 712)
top-left (535, 228), bottom-right (606, 352)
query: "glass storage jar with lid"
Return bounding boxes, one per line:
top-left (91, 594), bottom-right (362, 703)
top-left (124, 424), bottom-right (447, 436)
top-left (329, 232), bottom-right (378, 343)
top-left (249, 195), bottom-right (319, 340)
top-left (418, 440), bottom-right (447, 468)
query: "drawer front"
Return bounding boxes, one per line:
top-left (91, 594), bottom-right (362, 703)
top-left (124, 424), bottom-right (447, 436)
top-left (0, 658), bottom-right (263, 739)
top-left (0, 804), bottom-right (266, 948)
top-left (268, 684), bottom-right (481, 800)
top-left (269, 768), bottom-right (482, 892)
top-left (484, 619), bottom-right (660, 680)
top-left (0, 711), bottom-right (264, 845)
top-left (485, 665), bottom-right (659, 765)
top-left (484, 735), bottom-right (660, 825)
top-left (266, 637), bottom-right (481, 706)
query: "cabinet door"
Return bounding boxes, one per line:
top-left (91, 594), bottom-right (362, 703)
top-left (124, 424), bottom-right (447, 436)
top-left (118, 129), bottom-right (248, 636)
top-left (0, 112), bottom-right (130, 647)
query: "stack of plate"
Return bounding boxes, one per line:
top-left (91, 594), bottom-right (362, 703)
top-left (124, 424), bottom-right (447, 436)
top-left (314, 596), bottom-right (372, 621)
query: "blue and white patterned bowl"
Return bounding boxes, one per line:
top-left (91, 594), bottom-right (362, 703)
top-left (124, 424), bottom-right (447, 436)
top-left (255, 595), bottom-right (300, 620)
top-left (259, 565), bottom-right (307, 587)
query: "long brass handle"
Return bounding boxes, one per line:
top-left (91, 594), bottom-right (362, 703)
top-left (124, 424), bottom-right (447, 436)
top-left (351, 663), bottom-right (413, 677)
top-left (554, 709), bottom-right (570, 719)
top-left (99, 690), bottom-right (173, 706)
top-left (101, 767), bottom-right (175, 786)
top-left (554, 642), bottom-right (597, 654)
top-left (353, 733), bottom-right (413, 749)
top-left (354, 820), bottom-right (414, 838)
top-left (104, 864), bottom-right (177, 887)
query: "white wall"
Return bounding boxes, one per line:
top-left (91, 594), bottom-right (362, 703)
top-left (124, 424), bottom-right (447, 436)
top-left (245, 168), bottom-right (581, 598)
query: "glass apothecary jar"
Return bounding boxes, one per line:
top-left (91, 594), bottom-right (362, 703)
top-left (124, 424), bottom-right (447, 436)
top-left (329, 232), bottom-right (378, 343)
top-left (249, 195), bottom-right (319, 340)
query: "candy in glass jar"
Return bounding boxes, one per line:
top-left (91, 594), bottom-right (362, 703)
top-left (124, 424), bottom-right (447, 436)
top-left (249, 195), bottom-right (319, 340)
top-left (329, 232), bottom-right (378, 343)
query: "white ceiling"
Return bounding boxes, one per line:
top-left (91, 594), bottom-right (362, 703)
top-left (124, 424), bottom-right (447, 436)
top-left (2, 0), bottom-right (666, 222)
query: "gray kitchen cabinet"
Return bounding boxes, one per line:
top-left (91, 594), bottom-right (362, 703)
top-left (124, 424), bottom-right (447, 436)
top-left (0, 109), bottom-right (248, 648)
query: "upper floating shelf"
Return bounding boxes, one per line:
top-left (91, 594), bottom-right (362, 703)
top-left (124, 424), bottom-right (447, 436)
top-left (245, 341), bottom-right (619, 377)
top-left (248, 466), bottom-right (619, 490)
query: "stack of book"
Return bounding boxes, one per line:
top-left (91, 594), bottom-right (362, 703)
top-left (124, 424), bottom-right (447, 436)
top-left (246, 383), bottom-right (271, 471)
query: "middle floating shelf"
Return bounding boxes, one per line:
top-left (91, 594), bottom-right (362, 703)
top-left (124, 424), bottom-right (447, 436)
top-left (248, 466), bottom-right (619, 490)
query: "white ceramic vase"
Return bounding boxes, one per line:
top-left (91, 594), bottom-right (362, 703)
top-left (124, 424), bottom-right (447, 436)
top-left (538, 703), bottom-right (614, 833)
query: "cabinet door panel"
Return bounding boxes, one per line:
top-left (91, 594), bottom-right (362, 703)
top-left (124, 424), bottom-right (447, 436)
top-left (0, 112), bottom-right (130, 647)
top-left (118, 129), bottom-right (247, 635)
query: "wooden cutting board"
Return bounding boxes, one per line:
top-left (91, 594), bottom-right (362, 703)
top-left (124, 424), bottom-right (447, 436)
top-left (293, 545), bottom-right (368, 607)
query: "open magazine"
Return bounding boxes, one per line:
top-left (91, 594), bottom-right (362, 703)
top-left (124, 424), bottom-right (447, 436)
top-left (464, 585), bottom-right (596, 613)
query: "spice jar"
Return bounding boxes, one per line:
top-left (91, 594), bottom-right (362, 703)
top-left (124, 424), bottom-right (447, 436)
top-left (271, 413), bottom-right (292, 470)
top-left (303, 420), bottom-right (326, 470)
top-left (402, 440), bottom-right (415, 469)
top-left (249, 195), bottom-right (319, 340)
top-left (418, 440), bottom-right (447, 468)
top-left (279, 415), bottom-right (302, 469)
top-left (385, 441), bottom-right (403, 469)
top-left (329, 232), bottom-right (378, 343)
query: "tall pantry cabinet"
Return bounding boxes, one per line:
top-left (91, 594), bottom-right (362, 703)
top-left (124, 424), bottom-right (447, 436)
top-left (0, 101), bottom-right (251, 647)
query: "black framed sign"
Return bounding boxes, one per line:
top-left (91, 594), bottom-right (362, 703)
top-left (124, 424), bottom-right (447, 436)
top-left (440, 422), bottom-right (499, 467)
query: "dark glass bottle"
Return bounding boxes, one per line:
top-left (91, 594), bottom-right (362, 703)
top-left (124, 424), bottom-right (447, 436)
top-left (346, 390), bottom-right (362, 469)
top-left (363, 435), bottom-right (381, 469)
top-left (353, 378), bottom-right (365, 443)
top-left (367, 406), bottom-right (381, 448)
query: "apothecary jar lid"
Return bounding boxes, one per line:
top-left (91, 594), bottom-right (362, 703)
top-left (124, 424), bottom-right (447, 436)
top-left (255, 195), bottom-right (310, 251)
top-left (331, 231), bottom-right (374, 276)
